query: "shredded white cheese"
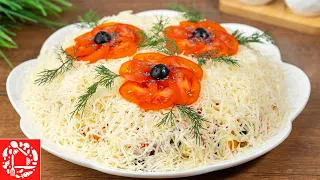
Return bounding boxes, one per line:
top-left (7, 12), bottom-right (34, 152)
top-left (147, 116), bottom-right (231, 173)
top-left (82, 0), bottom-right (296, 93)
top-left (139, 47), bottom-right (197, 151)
top-left (22, 11), bottom-right (288, 172)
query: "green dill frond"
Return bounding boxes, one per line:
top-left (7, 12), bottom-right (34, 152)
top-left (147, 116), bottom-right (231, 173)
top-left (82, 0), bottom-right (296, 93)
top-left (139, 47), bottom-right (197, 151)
top-left (139, 15), bottom-right (169, 48)
top-left (138, 31), bottom-right (163, 48)
top-left (157, 104), bottom-right (207, 145)
top-left (139, 16), bottom-right (178, 55)
top-left (211, 56), bottom-right (240, 66)
top-left (71, 82), bottom-right (99, 118)
top-left (177, 105), bottom-right (207, 145)
top-left (152, 15), bottom-right (170, 34)
top-left (0, 0), bottom-right (72, 68)
top-left (94, 65), bottom-right (119, 89)
top-left (155, 38), bottom-right (177, 55)
top-left (232, 30), bottom-right (244, 40)
top-left (157, 106), bottom-right (176, 126)
top-left (71, 65), bottom-right (119, 118)
top-left (167, 4), bottom-right (205, 22)
top-left (196, 50), bottom-right (240, 66)
top-left (34, 46), bottom-right (74, 85)
top-left (232, 30), bottom-right (276, 45)
top-left (77, 9), bottom-right (100, 28)
top-left (197, 58), bottom-right (206, 66)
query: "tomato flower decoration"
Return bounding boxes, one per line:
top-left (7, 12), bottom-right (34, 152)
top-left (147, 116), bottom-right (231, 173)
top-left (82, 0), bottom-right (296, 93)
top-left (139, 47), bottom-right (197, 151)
top-left (119, 53), bottom-right (203, 110)
top-left (164, 21), bottom-right (239, 57)
top-left (65, 22), bottom-right (143, 63)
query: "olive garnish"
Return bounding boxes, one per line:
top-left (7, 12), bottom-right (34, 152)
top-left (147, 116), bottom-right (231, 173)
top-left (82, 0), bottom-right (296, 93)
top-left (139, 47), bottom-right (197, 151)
top-left (193, 27), bottom-right (210, 39)
top-left (150, 64), bottom-right (170, 80)
top-left (94, 31), bottom-right (111, 44)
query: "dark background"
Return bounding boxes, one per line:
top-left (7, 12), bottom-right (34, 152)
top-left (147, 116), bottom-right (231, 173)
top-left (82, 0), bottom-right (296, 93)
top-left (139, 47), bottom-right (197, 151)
top-left (0, 0), bottom-right (319, 179)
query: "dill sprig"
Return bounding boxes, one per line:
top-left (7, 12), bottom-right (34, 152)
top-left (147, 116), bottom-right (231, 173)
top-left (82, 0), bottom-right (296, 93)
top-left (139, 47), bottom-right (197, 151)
top-left (71, 65), bottom-right (119, 118)
top-left (94, 65), bottom-right (119, 89)
top-left (139, 16), bottom-right (168, 48)
top-left (177, 105), bottom-right (207, 145)
top-left (196, 50), bottom-right (240, 66)
top-left (139, 16), bottom-right (178, 55)
top-left (232, 30), bottom-right (275, 45)
top-left (157, 105), bottom-right (207, 145)
top-left (155, 36), bottom-right (178, 55)
top-left (0, 0), bottom-right (72, 68)
top-left (77, 9), bottom-right (100, 28)
top-left (151, 15), bottom-right (169, 35)
top-left (34, 46), bottom-right (74, 85)
top-left (167, 4), bottom-right (205, 22)
top-left (157, 106), bottom-right (176, 126)
top-left (71, 82), bottom-right (99, 118)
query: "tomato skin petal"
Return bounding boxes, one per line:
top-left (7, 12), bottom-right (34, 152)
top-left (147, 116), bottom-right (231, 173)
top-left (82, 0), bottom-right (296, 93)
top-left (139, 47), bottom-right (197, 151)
top-left (163, 20), bottom-right (238, 57)
top-left (119, 61), bottom-right (132, 77)
top-left (108, 41), bottom-right (137, 59)
top-left (122, 73), bottom-right (152, 83)
top-left (119, 81), bottom-right (153, 104)
top-left (139, 81), bottom-right (177, 111)
top-left (173, 68), bottom-right (201, 105)
top-left (119, 53), bottom-right (167, 83)
top-left (164, 26), bottom-right (190, 39)
top-left (91, 22), bottom-right (118, 35)
top-left (198, 21), bottom-right (227, 33)
top-left (119, 54), bottom-right (202, 111)
top-left (132, 53), bottom-right (166, 63)
top-left (214, 31), bottom-right (239, 55)
top-left (76, 45), bottom-right (101, 57)
top-left (115, 24), bottom-right (142, 42)
top-left (162, 56), bottom-right (203, 80)
top-left (65, 45), bottom-right (78, 58)
top-left (119, 81), bottom-right (176, 111)
top-left (79, 44), bottom-right (110, 63)
top-left (180, 21), bottom-right (199, 29)
top-left (66, 22), bottom-right (142, 63)
top-left (75, 31), bottom-right (95, 46)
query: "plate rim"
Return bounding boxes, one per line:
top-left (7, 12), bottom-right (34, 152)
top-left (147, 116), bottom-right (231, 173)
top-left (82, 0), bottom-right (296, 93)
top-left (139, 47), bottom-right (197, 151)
top-left (6, 9), bottom-right (311, 178)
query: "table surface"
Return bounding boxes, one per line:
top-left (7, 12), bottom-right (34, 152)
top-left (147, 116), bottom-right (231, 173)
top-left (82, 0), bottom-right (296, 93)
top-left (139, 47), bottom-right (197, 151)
top-left (1, 0), bottom-right (319, 179)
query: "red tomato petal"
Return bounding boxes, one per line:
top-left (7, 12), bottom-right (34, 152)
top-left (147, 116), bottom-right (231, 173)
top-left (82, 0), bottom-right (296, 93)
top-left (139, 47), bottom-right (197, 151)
top-left (132, 53), bottom-right (166, 63)
top-left (75, 31), bottom-right (95, 46)
top-left (66, 23), bottom-right (142, 63)
top-left (180, 21), bottom-right (199, 30)
top-left (119, 81), bottom-right (151, 104)
top-left (163, 56), bottom-right (203, 80)
top-left (80, 44), bottom-right (110, 63)
top-left (199, 21), bottom-right (227, 32)
top-left (108, 41), bottom-right (137, 59)
top-left (164, 26), bottom-right (190, 39)
top-left (173, 68), bottom-right (201, 105)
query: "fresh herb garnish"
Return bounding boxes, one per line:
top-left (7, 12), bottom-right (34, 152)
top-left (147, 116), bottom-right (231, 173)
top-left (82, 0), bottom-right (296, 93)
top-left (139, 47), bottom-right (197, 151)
top-left (196, 50), bottom-right (240, 66)
top-left (232, 30), bottom-right (275, 45)
top-left (138, 16), bottom-right (168, 48)
top-left (156, 36), bottom-right (178, 55)
top-left (139, 16), bottom-right (178, 55)
top-left (167, 4), bottom-right (205, 22)
top-left (77, 9), bottom-right (100, 28)
top-left (157, 105), bottom-right (207, 145)
top-left (34, 46), bottom-right (75, 85)
top-left (0, 0), bottom-right (72, 68)
top-left (177, 105), bottom-right (207, 145)
top-left (157, 106), bottom-right (176, 126)
top-left (71, 65), bottom-right (119, 118)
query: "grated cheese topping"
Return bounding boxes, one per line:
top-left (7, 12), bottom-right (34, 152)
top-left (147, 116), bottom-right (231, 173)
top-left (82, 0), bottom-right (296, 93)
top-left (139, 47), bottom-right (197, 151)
top-left (21, 11), bottom-right (288, 172)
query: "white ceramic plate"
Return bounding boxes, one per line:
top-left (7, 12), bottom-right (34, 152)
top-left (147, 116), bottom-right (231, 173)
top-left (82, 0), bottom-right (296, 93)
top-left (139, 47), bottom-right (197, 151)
top-left (6, 10), bottom-right (311, 178)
